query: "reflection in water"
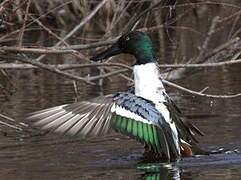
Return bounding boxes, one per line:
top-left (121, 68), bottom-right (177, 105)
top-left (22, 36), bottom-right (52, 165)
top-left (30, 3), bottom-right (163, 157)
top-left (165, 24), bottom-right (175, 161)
top-left (136, 150), bottom-right (241, 180)
top-left (137, 163), bottom-right (181, 180)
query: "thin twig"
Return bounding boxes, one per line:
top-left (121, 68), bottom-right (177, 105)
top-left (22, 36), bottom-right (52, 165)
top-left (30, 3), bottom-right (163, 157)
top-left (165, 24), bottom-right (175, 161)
top-left (194, 16), bottom-right (220, 63)
top-left (18, 0), bottom-right (31, 47)
top-left (158, 59), bottom-right (241, 68)
top-left (28, 14), bottom-right (70, 47)
top-left (163, 79), bottom-right (241, 98)
top-left (125, 0), bottom-right (166, 33)
top-left (88, 69), bottom-right (128, 82)
top-left (1, 46), bottom-right (77, 54)
top-left (0, 38), bottom-right (117, 53)
top-left (204, 37), bottom-right (240, 61)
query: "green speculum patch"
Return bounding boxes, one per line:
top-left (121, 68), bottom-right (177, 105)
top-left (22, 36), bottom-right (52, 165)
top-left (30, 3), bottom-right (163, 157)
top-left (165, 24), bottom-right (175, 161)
top-left (111, 114), bottom-right (163, 152)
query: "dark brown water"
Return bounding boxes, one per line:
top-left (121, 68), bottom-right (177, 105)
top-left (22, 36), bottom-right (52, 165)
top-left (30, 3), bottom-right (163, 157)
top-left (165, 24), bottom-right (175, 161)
top-left (0, 63), bottom-right (241, 180)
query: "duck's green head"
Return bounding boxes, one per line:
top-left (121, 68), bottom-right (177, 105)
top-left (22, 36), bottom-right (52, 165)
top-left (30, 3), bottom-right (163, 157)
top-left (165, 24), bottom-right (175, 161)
top-left (90, 31), bottom-right (155, 65)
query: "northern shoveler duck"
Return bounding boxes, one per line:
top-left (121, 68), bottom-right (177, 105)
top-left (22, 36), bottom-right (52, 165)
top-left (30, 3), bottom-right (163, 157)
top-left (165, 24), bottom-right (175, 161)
top-left (27, 31), bottom-right (204, 162)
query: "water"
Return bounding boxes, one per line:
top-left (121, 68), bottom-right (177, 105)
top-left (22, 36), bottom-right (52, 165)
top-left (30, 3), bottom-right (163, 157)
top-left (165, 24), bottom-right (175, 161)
top-left (0, 62), bottom-right (241, 179)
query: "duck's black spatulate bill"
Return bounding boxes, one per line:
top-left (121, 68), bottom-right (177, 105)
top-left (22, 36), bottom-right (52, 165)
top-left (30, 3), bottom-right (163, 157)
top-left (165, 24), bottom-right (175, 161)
top-left (90, 43), bottom-right (122, 61)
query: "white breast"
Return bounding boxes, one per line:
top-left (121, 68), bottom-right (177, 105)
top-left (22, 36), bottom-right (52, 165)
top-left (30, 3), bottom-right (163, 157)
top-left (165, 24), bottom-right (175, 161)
top-left (133, 62), bottom-right (166, 103)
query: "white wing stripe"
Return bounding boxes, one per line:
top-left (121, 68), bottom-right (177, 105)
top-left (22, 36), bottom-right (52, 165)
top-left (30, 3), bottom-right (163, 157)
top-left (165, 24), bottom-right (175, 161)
top-left (111, 104), bottom-right (152, 124)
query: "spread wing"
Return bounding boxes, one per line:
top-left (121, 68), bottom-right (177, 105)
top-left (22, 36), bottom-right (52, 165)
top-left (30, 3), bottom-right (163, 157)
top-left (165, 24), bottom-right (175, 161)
top-left (111, 92), bottom-right (181, 160)
top-left (27, 92), bottom-right (197, 161)
top-left (163, 92), bottom-right (204, 144)
top-left (26, 96), bottom-right (114, 138)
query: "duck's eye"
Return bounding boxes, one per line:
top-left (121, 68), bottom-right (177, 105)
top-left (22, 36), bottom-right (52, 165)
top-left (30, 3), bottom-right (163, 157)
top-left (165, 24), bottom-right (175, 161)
top-left (125, 36), bottom-right (130, 41)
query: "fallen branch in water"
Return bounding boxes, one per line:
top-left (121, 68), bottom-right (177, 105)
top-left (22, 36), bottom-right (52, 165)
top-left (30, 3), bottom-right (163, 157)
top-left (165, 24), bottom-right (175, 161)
top-left (1, 59), bottom-right (241, 69)
top-left (11, 55), bottom-right (96, 85)
top-left (1, 54), bottom-right (240, 99)
top-left (1, 54), bottom-right (132, 85)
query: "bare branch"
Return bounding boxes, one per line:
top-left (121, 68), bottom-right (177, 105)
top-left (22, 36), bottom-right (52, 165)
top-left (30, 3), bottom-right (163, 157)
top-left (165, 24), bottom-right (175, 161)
top-left (1, 59), bottom-right (241, 70)
top-left (159, 59), bottom-right (241, 68)
top-left (0, 38), bottom-right (117, 54)
top-left (163, 79), bottom-right (241, 99)
top-left (13, 55), bottom-right (96, 85)
top-left (194, 16), bottom-right (220, 63)
top-left (204, 37), bottom-right (240, 61)
top-left (0, 54), bottom-right (133, 85)
top-left (18, 0), bottom-right (31, 47)
top-left (88, 69), bottom-right (128, 82)
top-left (35, 0), bottom-right (109, 62)
top-left (0, 46), bottom-right (77, 54)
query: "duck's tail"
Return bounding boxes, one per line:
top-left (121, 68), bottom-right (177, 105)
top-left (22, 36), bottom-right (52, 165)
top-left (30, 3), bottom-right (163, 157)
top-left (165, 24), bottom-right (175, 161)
top-left (181, 141), bottom-right (227, 157)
